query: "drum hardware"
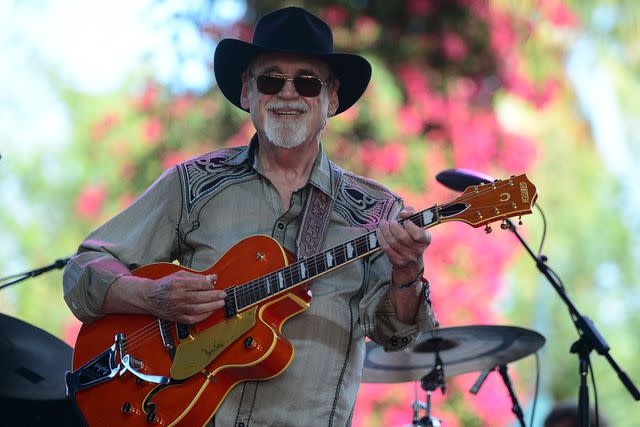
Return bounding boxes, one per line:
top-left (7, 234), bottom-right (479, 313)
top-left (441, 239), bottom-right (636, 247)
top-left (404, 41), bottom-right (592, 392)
top-left (436, 168), bottom-right (640, 426)
top-left (362, 325), bottom-right (547, 426)
top-left (0, 313), bottom-right (83, 426)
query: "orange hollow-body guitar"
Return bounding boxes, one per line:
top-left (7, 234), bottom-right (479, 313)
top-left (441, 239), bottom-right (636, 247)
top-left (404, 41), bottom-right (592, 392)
top-left (66, 174), bottom-right (537, 426)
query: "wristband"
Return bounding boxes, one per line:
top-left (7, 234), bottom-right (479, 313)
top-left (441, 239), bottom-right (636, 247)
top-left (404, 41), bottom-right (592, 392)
top-left (391, 271), bottom-right (427, 290)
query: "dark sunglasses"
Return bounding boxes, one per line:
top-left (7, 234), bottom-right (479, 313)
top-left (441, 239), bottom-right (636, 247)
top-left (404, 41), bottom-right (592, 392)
top-left (249, 73), bottom-right (330, 97)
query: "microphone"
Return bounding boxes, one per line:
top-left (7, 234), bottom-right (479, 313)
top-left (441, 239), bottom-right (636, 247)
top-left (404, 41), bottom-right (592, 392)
top-left (435, 168), bottom-right (495, 192)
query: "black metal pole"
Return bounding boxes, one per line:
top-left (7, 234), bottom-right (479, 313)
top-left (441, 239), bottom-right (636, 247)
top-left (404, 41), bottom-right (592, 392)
top-left (505, 219), bottom-right (640, 416)
top-left (498, 365), bottom-right (526, 427)
top-left (0, 257), bottom-right (71, 291)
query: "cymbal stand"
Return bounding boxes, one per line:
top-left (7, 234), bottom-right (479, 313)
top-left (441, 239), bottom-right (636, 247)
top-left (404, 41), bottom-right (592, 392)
top-left (410, 383), bottom-right (427, 426)
top-left (498, 365), bottom-right (526, 427)
top-left (505, 218), bottom-right (640, 426)
top-left (415, 350), bottom-right (445, 427)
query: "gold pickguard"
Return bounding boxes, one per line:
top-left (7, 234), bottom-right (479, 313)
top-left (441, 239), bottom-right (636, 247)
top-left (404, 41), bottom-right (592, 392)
top-left (170, 307), bottom-right (257, 380)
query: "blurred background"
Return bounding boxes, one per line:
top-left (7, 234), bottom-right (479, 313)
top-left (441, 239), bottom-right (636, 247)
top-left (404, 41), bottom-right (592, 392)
top-left (1, 0), bottom-right (639, 425)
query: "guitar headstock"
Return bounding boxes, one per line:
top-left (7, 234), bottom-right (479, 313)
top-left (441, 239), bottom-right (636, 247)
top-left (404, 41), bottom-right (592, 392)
top-left (438, 174), bottom-right (537, 230)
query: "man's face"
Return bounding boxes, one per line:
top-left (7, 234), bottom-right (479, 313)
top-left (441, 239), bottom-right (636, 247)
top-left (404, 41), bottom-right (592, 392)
top-left (240, 53), bottom-right (339, 149)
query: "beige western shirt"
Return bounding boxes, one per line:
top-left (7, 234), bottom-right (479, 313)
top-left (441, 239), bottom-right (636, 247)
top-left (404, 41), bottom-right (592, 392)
top-left (63, 136), bottom-right (437, 426)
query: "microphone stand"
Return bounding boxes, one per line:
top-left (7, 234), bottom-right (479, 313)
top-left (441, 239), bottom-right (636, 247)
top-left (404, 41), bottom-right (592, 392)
top-left (0, 257), bottom-right (71, 291)
top-left (498, 365), bottom-right (526, 427)
top-left (469, 366), bottom-right (526, 427)
top-left (505, 218), bottom-right (640, 426)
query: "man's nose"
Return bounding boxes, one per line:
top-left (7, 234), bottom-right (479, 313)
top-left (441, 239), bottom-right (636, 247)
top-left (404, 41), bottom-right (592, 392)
top-left (279, 78), bottom-right (298, 97)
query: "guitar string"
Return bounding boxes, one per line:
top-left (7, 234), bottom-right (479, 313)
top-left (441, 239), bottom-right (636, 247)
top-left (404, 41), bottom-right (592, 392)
top-left (118, 180), bottom-right (529, 353)
top-left (124, 322), bottom-right (171, 352)
top-left (120, 321), bottom-right (167, 349)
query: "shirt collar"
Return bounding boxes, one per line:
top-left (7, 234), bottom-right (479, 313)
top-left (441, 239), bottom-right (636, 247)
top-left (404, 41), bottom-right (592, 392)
top-left (221, 133), bottom-right (334, 198)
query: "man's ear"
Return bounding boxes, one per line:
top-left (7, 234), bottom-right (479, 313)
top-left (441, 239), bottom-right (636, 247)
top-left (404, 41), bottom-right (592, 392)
top-left (328, 79), bottom-right (340, 117)
top-left (240, 72), bottom-right (250, 110)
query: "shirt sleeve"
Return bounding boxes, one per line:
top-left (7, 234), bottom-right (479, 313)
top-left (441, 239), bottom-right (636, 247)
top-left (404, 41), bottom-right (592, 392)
top-left (63, 167), bottom-right (182, 323)
top-left (358, 199), bottom-right (438, 351)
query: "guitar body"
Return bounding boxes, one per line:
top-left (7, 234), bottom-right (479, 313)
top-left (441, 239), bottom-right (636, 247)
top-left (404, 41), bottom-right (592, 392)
top-left (71, 235), bottom-right (311, 426)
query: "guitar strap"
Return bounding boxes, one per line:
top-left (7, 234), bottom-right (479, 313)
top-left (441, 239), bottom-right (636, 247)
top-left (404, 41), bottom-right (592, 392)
top-left (232, 163), bottom-right (342, 427)
top-left (296, 161), bottom-right (343, 259)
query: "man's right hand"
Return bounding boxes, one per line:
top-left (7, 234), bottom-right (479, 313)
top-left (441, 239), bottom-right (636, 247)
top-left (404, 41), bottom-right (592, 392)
top-left (102, 271), bottom-right (227, 324)
top-left (145, 271), bottom-right (227, 324)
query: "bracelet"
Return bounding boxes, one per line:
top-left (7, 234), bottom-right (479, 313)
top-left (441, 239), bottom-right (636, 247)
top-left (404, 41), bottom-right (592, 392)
top-left (391, 269), bottom-right (427, 290)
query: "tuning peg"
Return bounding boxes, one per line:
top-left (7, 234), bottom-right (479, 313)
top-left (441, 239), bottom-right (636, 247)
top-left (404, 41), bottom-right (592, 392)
top-left (500, 220), bottom-right (509, 230)
top-left (484, 225), bottom-right (492, 234)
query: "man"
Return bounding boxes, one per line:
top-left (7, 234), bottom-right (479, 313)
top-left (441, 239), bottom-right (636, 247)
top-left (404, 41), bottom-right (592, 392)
top-left (64, 7), bottom-right (437, 426)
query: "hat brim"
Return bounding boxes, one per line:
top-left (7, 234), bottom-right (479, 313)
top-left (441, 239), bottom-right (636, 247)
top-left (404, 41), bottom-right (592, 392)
top-left (214, 38), bottom-right (371, 115)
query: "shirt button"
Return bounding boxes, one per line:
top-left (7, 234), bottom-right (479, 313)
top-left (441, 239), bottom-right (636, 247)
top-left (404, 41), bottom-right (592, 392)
top-left (277, 223), bottom-right (284, 230)
top-left (238, 423), bottom-right (245, 427)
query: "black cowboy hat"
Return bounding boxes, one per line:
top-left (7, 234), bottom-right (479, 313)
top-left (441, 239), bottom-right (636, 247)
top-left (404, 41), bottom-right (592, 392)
top-left (213, 7), bottom-right (371, 115)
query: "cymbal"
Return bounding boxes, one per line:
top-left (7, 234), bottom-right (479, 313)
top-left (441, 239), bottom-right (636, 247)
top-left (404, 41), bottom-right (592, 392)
top-left (0, 313), bottom-right (73, 400)
top-left (362, 325), bottom-right (545, 383)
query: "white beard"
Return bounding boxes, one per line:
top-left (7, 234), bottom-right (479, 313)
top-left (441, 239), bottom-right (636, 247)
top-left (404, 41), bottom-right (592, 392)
top-left (264, 101), bottom-right (311, 149)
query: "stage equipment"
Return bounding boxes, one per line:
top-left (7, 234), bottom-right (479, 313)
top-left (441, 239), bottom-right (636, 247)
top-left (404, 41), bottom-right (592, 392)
top-left (362, 325), bottom-right (544, 426)
top-left (436, 168), bottom-right (640, 427)
top-left (0, 313), bottom-right (82, 426)
top-left (362, 325), bottom-right (544, 384)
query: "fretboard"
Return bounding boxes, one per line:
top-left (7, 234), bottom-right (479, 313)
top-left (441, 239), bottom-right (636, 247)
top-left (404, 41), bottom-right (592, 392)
top-left (223, 203), bottom-right (467, 318)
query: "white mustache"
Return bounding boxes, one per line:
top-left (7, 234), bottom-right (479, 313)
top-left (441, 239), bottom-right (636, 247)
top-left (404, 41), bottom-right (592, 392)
top-left (267, 101), bottom-right (309, 112)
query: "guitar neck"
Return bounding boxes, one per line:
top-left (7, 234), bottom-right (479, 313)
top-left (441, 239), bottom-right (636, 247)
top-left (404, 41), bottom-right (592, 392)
top-left (224, 203), bottom-right (467, 317)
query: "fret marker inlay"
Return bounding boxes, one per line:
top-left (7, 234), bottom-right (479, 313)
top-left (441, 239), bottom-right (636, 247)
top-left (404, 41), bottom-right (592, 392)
top-left (368, 233), bottom-right (377, 249)
top-left (346, 243), bottom-right (354, 258)
top-left (326, 252), bottom-right (334, 267)
top-left (422, 210), bottom-right (434, 224)
top-left (300, 262), bottom-right (307, 278)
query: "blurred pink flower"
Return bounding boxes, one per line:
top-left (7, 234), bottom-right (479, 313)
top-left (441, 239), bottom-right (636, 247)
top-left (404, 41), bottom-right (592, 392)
top-left (359, 141), bottom-right (408, 174)
top-left (335, 103), bottom-right (359, 125)
top-left (354, 16), bottom-right (381, 47)
top-left (323, 6), bottom-right (348, 26)
top-left (119, 162), bottom-right (136, 180)
top-left (383, 404), bottom-right (412, 427)
top-left (90, 112), bottom-right (120, 141)
top-left (450, 113), bottom-right (498, 171)
top-left (454, 371), bottom-right (518, 426)
top-left (169, 94), bottom-right (195, 118)
top-left (537, 0), bottom-right (579, 27)
top-left (75, 184), bottom-right (107, 220)
top-left (200, 98), bottom-right (220, 118)
top-left (224, 22), bottom-right (253, 41)
top-left (406, 0), bottom-right (436, 16)
top-left (118, 193), bottom-right (137, 210)
top-left (226, 121), bottom-right (256, 147)
top-left (398, 105), bottom-right (424, 136)
top-left (502, 61), bottom-right (560, 109)
top-left (163, 151), bottom-right (190, 169)
top-left (141, 117), bottom-right (164, 145)
top-left (489, 10), bottom-right (517, 57)
top-left (442, 31), bottom-right (468, 60)
top-left (134, 82), bottom-right (160, 111)
top-left (63, 317), bottom-right (82, 347)
top-left (499, 133), bottom-right (539, 172)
